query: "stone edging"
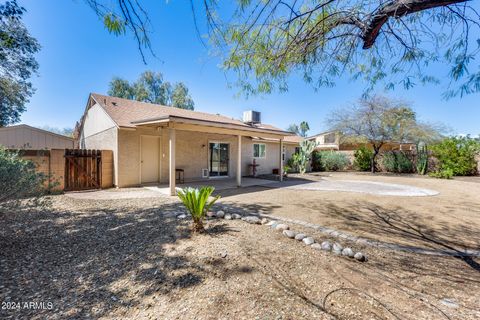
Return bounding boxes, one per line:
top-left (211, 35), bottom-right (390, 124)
top-left (250, 213), bottom-right (480, 258)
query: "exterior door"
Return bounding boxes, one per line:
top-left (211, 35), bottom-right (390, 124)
top-left (141, 136), bottom-right (160, 183)
top-left (209, 143), bottom-right (229, 177)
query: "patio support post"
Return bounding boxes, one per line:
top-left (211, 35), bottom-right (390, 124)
top-left (279, 138), bottom-right (284, 182)
top-left (237, 135), bottom-right (242, 187)
top-left (169, 127), bottom-right (176, 196)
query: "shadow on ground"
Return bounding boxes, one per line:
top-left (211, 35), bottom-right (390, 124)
top-left (216, 186), bottom-right (480, 272)
top-left (316, 201), bottom-right (480, 271)
top-left (0, 199), bottom-right (249, 319)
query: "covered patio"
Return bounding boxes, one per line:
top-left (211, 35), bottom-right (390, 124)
top-left (132, 116), bottom-right (292, 195)
top-left (143, 177), bottom-right (277, 195)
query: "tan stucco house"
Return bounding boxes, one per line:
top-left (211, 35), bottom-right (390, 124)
top-left (78, 93), bottom-right (300, 195)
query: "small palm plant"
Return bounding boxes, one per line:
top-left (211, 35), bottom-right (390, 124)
top-left (176, 186), bottom-right (220, 232)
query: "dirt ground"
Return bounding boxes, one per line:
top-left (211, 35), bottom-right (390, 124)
top-left (1, 187), bottom-right (479, 319)
top-left (218, 172), bottom-right (480, 252)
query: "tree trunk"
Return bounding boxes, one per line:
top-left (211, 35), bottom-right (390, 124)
top-left (370, 154), bottom-right (375, 173)
top-left (371, 148), bottom-right (379, 173)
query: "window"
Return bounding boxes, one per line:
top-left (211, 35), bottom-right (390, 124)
top-left (324, 132), bottom-right (336, 144)
top-left (253, 143), bottom-right (266, 158)
top-left (295, 147), bottom-right (300, 154)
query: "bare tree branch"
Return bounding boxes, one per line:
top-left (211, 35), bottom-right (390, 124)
top-left (362, 0), bottom-right (469, 49)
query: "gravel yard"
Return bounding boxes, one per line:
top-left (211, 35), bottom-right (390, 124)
top-left (219, 172), bottom-right (480, 251)
top-left (1, 191), bottom-right (479, 319)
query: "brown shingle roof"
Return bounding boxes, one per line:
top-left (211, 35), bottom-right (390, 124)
top-left (283, 135), bottom-right (304, 143)
top-left (90, 93), bottom-right (289, 134)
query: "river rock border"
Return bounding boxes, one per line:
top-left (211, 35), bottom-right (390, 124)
top-left (211, 210), bottom-right (368, 262)
top-left (206, 209), bottom-right (480, 258)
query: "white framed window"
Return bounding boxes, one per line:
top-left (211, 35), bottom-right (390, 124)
top-left (253, 143), bottom-right (266, 158)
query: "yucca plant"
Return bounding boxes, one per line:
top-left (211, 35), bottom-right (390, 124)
top-left (176, 186), bottom-right (220, 232)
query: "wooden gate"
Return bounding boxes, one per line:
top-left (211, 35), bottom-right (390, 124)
top-left (64, 149), bottom-right (102, 191)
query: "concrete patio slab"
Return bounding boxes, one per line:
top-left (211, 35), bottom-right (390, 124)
top-left (145, 177), bottom-right (276, 195)
top-left (66, 177), bottom-right (276, 199)
top-left (276, 178), bottom-right (439, 196)
top-left (65, 188), bottom-right (166, 200)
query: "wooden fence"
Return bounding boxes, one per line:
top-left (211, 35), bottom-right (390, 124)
top-left (64, 149), bottom-right (102, 191)
top-left (15, 149), bottom-right (113, 192)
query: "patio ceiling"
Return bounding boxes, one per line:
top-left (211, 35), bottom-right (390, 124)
top-left (131, 115), bottom-right (292, 139)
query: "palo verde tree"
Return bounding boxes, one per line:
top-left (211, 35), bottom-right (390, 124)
top-left (0, 0), bottom-right (40, 126)
top-left (85, 1), bottom-right (480, 98)
top-left (327, 95), bottom-right (444, 173)
top-left (108, 71), bottom-right (195, 110)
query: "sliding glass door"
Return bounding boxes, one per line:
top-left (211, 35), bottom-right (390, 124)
top-left (209, 143), bottom-right (229, 177)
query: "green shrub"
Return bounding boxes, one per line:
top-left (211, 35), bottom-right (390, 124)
top-left (287, 154), bottom-right (298, 172)
top-left (311, 150), bottom-right (324, 171)
top-left (0, 147), bottom-right (46, 206)
top-left (382, 151), bottom-right (414, 173)
top-left (176, 186), bottom-right (220, 232)
top-left (320, 151), bottom-right (349, 171)
top-left (430, 136), bottom-right (480, 177)
top-left (429, 168), bottom-right (454, 179)
top-left (353, 146), bottom-right (373, 171)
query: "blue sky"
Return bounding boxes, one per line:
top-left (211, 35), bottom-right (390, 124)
top-left (19, 0), bottom-right (480, 136)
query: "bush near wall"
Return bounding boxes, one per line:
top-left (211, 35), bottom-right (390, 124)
top-left (315, 151), bottom-right (350, 171)
top-left (311, 150), bottom-right (324, 171)
top-left (286, 156), bottom-right (299, 173)
top-left (307, 139), bottom-right (480, 177)
top-left (0, 147), bottom-right (47, 205)
top-left (353, 146), bottom-right (373, 171)
top-left (381, 151), bottom-right (414, 173)
top-left (429, 136), bottom-right (480, 178)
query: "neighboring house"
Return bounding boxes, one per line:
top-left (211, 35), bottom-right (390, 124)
top-left (78, 93), bottom-right (298, 194)
top-left (0, 124), bottom-right (75, 149)
top-left (308, 131), bottom-right (415, 151)
top-left (308, 131), bottom-right (340, 150)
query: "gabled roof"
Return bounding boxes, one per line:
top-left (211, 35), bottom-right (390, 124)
top-left (307, 130), bottom-right (338, 140)
top-left (89, 93), bottom-right (290, 135)
top-left (0, 124), bottom-right (74, 141)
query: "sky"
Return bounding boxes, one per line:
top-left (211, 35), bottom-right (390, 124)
top-left (18, 0), bottom-right (480, 136)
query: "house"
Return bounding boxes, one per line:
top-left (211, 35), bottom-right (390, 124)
top-left (307, 131), bottom-right (340, 150)
top-left (78, 93), bottom-right (299, 195)
top-left (308, 131), bottom-right (415, 151)
top-left (0, 124), bottom-right (75, 149)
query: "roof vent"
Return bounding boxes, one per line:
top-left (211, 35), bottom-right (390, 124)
top-left (112, 101), bottom-right (117, 106)
top-left (243, 110), bottom-right (261, 124)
